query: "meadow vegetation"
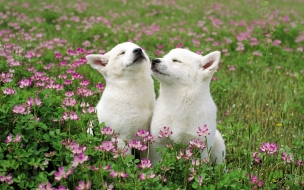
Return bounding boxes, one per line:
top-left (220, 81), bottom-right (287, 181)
top-left (0, 0), bottom-right (303, 189)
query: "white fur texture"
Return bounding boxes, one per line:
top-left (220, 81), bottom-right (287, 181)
top-left (149, 48), bottom-right (226, 164)
top-left (86, 42), bottom-right (155, 154)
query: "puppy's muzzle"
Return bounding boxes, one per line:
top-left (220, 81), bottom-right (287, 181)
top-left (133, 48), bottom-right (143, 55)
top-left (151, 58), bottom-right (161, 69)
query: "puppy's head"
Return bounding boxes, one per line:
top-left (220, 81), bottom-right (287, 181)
top-left (86, 42), bottom-right (150, 79)
top-left (151, 48), bottom-right (220, 86)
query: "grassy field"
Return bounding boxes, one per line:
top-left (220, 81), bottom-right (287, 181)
top-left (0, 0), bottom-right (303, 189)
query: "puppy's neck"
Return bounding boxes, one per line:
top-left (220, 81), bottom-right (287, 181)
top-left (159, 83), bottom-right (213, 103)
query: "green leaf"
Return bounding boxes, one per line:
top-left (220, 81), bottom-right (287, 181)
top-left (192, 182), bottom-right (198, 189)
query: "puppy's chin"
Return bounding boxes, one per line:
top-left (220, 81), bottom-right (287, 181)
top-left (133, 55), bottom-right (146, 64)
top-left (126, 56), bottom-right (146, 67)
top-left (152, 68), bottom-right (169, 77)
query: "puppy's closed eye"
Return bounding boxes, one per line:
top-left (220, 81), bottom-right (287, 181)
top-left (172, 59), bottom-right (181, 63)
top-left (119, 52), bottom-right (125, 56)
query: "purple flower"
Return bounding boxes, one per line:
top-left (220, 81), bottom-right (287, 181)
top-left (62, 112), bottom-right (69, 120)
top-left (0, 173), bottom-right (13, 184)
top-left (198, 175), bottom-right (203, 186)
top-left (12, 104), bottom-right (28, 115)
top-left (4, 133), bottom-right (12, 143)
top-left (72, 153), bottom-right (89, 168)
top-left (189, 139), bottom-right (206, 150)
top-left (100, 127), bottom-right (114, 136)
top-left (249, 174), bottom-right (264, 188)
top-left (259, 142), bottom-right (278, 155)
top-left (70, 112), bottom-right (80, 120)
top-left (252, 152), bottom-right (261, 164)
top-left (100, 141), bottom-right (115, 152)
top-left (70, 143), bottom-right (87, 155)
top-left (75, 180), bottom-right (91, 190)
top-left (57, 186), bottom-right (67, 190)
top-left (128, 140), bottom-right (147, 151)
top-left (109, 170), bottom-right (129, 178)
top-left (138, 158), bottom-right (152, 169)
top-left (18, 79), bottom-right (32, 88)
top-left (103, 181), bottom-right (114, 190)
top-left (54, 166), bottom-right (73, 182)
top-left (136, 129), bottom-right (149, 138)
top-left (281, 152), bottom-right (293, 163)
top-left (197, 125), bottom-right (210, 137)
top-left (139, 172), bottom-right (146, 181)
top-left (2, 87), bottom-right (16, 95)
top-left (158, 126), bottom-right (173, 138)
top-left (37, 181), bottom-right (53, 190)
top-left (13, 134), bottom-right (22, 143)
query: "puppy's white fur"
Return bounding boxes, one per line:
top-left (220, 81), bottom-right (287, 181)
top-left (149, 48), bottom-right (225, 164)
top-left (86, 42), bottom-right (155, 154)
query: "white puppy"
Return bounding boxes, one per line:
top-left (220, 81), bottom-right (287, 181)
top-left (86, 42), bottom-right (155, 155)
top-left (149, 48), bottom-right (225, 164)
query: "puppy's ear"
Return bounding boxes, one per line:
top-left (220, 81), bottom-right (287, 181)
top-left (200, 51), bottom-right (220, 72)
top-left (200, 51), bottom-right (221, 76)
top-left (86, 54), bottom-right (108, 71)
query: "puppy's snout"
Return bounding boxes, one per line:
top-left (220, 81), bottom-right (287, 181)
top-left (133, 48), bottom-right (143, 54)
top-left (152, 58), bottom-right (161, 67)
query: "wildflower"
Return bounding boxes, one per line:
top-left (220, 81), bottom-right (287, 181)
top-left (87, 107), bottom-right (95, 113)
top-left (249, 174), bottom-right (264, 188)
top-left (54, 166), bottom-right (73, 182)
top-left (63, 98), bottom-right (77, 107)
top-left (136, 129), bottom-right (149, 138)
top-left (103, 181), bottom-right (114, 190)
top-left (196, 50), bottom-right (203, 55)
top-left (37, 181), bottom-right (53, 190)
top-left (158, 174), bottom-right (167, 183)
top-left (75, 180), bottom-right (91, 190)
top-left (259, 142), bottom-right (278, 155)
top-left (191, 159), bottom-right (200, 166)
top-left (273, 39), bottom-right (281, 46)
top-left (187, 168), bottom-right (196, 182)
top-left (62, 112), bottom-right (69, 120)
top-left (252, 152), bottom-right (261, 164)
top-left (0, 173), bottom-right (13, 184)
top-left (65, 91), bottom-right (74, 97)
top-left (276, 123), bottom-right (282, 127)
top-left (57, 186), bottom-right (67, 190)
top-left (13, 134), bottom-right (22, 143)
top-left (2, 87), bottom-right (16, 95)
top-left (70, 112), bottom-right (80, 120)
top-left (100, 127), bottom-right (114, 136)
top-left (189, 139), bottom-right (206, 150)
top-left (139, 172), bottom-right (146, 181)
top-left (95, 83), bottom-right (104, 92)
top-left (197, 125), bottom-right (210, 137)
top-left (198, 175), bottom-right (203, 186)
top-left (109, 170), bottom-right (129, 178)
top-left (100, 141), bottom-right (115, 152)
top-left (55, 53), bottom-right (62, 58)
top-left (143, 133), bottom-right (155, 143)
top-left (138, 158), bottom-right (152, 169)
top-left (158, 126), bottom-right (173, 138)
top-left (71, 143), bottom-right (87, 155)
top-left (12, 104), bottom-right (28, 115)
top-left (72, 153), bottom-right (90, 168)
top-left (112, 147), bottom-right (128, 158)
top-left (4, 133), bottom-right (12, 143)
top-left (281, 152), bottom-right (293, 163)
top-left (147, 172), bottom-right (156, 179)
top-left (18, 78), bottom-right (32, 88)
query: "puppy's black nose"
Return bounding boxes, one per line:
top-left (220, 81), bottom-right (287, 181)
top-left (152, 58), bottom-right (161, 65)
top-left (133, 48), bottom-right (142, 54)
